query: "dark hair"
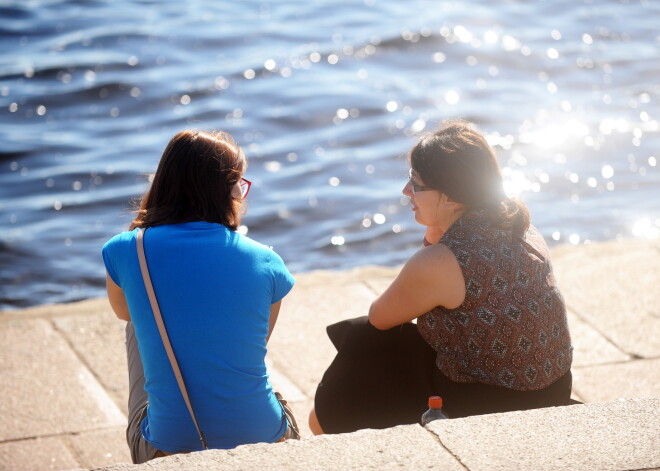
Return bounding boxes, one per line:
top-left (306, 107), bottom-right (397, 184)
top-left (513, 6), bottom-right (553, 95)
top-left (129, 130), bottom-right (246, 231)
top-left (410, 120), bottom-right (530, 236)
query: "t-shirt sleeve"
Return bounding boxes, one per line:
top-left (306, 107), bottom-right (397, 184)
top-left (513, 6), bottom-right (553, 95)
top-left (102, 231), bottom-right (134, 287)
top-left (268, 250), bottom-right (295, 304)
top-left (102, 238), bottom-right (121, 287)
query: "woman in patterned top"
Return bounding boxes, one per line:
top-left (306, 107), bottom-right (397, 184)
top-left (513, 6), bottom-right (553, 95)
top-left (310, 120), bottom-right (574, 434)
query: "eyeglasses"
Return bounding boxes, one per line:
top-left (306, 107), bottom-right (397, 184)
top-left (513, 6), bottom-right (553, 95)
top-left (408, 169), bottom-right (432, 195)
top-left (239, 177), bottom-right (252, 198)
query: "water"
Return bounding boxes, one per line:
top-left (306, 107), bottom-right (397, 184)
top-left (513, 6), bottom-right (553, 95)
top-left (1, 0), bottom-right (659, 309)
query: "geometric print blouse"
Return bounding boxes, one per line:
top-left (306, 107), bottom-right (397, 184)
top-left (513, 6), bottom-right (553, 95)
top-left (417, 210), bottom-right (573, 390)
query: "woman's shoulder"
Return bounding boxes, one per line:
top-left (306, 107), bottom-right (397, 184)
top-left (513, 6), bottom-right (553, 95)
top-left (523, 224), bottom-right (552, 260)
top-left (232, 232), bottom-right (288, 263)
top-left (524, 224), bottom-right (546, 244)
top-left (102, 229), bottom-right (138, 251)
top-left (407, 242), bottom-right (460, 274)
top-left (233, 231), bottom-right (274, 252)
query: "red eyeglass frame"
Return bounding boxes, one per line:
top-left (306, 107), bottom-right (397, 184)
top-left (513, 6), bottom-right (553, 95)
top-left (239, 177), bottom-right (252, 198)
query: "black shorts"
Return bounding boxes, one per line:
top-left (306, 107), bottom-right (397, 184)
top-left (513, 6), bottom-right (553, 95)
top-left (314, 316), bottom-right (572, 434)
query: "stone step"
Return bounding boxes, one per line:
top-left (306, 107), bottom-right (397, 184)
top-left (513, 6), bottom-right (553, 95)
top-left (81, 397), bottom-right (660, 471)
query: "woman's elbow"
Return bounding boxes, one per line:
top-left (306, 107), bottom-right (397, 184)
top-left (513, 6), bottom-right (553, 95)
top-left (367, 305), bottom-right (391, 330)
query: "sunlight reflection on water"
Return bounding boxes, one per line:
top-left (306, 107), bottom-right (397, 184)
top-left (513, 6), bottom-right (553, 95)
top-left (1, 0), bottom-right (658, 308)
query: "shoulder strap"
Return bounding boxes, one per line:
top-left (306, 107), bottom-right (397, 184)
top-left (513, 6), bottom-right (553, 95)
top-left (136, 228), bottom-right (208, 450)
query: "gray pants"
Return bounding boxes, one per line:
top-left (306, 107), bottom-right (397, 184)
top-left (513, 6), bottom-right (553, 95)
top-left (125, 322), bottom-right (159, 464)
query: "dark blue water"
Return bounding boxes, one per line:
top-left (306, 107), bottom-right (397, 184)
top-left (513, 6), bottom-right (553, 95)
top-left (1, 0), bottom-right (659, 309)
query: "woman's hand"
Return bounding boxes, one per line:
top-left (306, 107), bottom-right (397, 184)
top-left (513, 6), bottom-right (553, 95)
top-left (368, 244), bottom-right (466, 330)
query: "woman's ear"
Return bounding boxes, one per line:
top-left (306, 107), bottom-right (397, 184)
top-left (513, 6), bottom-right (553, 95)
top-left (443, 194), bottom-right (464, 213)
top-left (439, 192), bottom-right (455, 206)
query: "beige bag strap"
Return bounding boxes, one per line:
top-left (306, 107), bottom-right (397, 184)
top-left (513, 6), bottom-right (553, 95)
top-left (136, 228), bottom-right (208, 450)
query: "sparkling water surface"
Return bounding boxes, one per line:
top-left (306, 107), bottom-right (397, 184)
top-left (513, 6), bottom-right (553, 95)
top-left (1, 0), bottom-right (659, 309)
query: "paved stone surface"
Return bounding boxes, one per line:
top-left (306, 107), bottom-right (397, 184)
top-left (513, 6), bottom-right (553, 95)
top-left (572, 357), bottom-right (660, 403)
top-left (565, 310), bottom-right (630, 367)
top-left (265, 267), bottom-right (395, 437)
top-left (67, 428), bottom-right (132, 469)
top-left (428, 397), bottom-right (660, 471)
top-left (0, 437), bottom-right (79, 471)
top-left (0, 317), bottom-right (125, 441)
top-left (1, 239), bottom-right (659, 470)
top-left (53, 311), bottom-right (129, 415)
top-left (266, 270), bottom-right (378, 398)
top-left (552, 239), bottom-right (660, 358)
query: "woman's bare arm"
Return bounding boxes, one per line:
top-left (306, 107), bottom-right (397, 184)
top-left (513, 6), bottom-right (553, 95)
top-left (368, 244), bottom-right (466, 330)
top-left (106, 273), bottom-right (131, 321)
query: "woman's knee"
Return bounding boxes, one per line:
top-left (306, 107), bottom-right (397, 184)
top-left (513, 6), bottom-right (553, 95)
top-left (308, 407), bottom-right (324, 435)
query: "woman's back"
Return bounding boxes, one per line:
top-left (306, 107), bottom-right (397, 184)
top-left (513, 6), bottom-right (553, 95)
top-left (103, 221), bottom-right (294, 451)
top-left (417, 210), bottom-right (573, 390)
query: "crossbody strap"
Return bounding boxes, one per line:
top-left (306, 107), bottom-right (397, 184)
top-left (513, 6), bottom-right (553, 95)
top-left (136, 228), bottom-right (208, 450)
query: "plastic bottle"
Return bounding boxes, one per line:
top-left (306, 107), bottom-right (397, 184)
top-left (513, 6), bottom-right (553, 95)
top-left (421, 396), bottom-right (449, 425)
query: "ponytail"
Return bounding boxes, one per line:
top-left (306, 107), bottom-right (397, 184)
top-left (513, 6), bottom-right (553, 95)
top-left (487, 198), bottom-right (530, 237)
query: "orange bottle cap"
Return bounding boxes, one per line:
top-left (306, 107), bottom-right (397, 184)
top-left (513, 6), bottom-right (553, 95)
top-left (428, 396), bottom-right (443, 408)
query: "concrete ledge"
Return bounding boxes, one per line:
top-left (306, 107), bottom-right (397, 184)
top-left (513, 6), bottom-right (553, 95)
top-left (428, 397), bottom-right (660, 471)
top-left (80, 397), bottom-right (660, 471)
top-left (2, 239), bottom-right (659, 470)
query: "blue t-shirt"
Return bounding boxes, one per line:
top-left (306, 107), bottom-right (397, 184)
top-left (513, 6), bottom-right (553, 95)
top-left (102, 222), bottom-right (295, 451)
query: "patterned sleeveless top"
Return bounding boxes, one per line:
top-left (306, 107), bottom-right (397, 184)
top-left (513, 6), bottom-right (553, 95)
top-left (417, 210), bottom-right (573, 391)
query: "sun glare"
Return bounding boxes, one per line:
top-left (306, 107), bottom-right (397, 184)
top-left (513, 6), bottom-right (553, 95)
top-left (520, 118), bottom-right (590, 149)
top-left (632, 218), bottom-right (660, 239)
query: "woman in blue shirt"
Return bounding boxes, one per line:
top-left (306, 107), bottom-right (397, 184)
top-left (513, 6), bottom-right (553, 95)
top-left (102, 130), bottom-right (297, 463)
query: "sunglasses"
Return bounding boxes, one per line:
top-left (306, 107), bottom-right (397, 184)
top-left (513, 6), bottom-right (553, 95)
top-left (408, 169), bottom-right (432, 195)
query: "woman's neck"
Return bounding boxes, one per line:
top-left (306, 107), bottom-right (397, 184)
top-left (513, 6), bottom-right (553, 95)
top-left (424, 208), bottom-right (466, 245)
